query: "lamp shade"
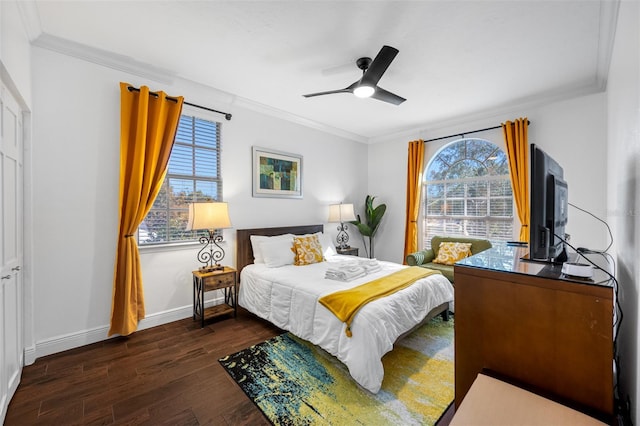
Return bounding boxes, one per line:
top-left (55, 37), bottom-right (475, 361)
top-left (186, 202), bottom-right (232, 231)
top-left (328, 203), bottom-right (356, 223)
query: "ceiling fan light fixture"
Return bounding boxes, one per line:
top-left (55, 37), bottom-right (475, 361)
top-left (303, 45), bottom-right (404, 104)
top-left (353, 85), bottom-right (375, 98)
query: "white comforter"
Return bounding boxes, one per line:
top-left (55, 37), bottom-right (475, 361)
top-left (238, 255), bottom-right (454, 393)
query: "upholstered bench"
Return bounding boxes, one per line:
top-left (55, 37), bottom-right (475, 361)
top-left (406, 236), bottom-right (492, 283)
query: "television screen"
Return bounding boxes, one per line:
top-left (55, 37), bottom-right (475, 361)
top-left (529, 144), bottom-right (568, 262)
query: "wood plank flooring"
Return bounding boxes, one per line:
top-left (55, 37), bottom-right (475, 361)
top-left (5, 309), bottom-right (281, 425)
top-left (6, 309), bottom-right (455, 425)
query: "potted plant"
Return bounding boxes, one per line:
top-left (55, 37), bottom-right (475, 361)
top-left (351, 195), bottom-right (386, 258)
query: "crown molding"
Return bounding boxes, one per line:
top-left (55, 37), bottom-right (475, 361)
top-left (369, 80), bottom-right (603, 145)
top-left (30, 32), bottom-right (367, 143)
top-left (32, 33), bottom-right (176, 85)
top-left (25, 30), bottom-right (608, 147)
top-left (27, 0), bottom-right (617, 147)
top-left (16, 0), bottom-right (42, 42)
top-left (595, 0), bottom-right (620, 91)
top-left (232, 96), bottom-right (368, 144)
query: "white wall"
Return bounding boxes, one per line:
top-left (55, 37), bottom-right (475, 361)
top-left (30, 46), bottom-right (367, 357)
top-left (607, 0), bottom-right (639, 422)
top-left (368, 92), bottom-right (608, 264)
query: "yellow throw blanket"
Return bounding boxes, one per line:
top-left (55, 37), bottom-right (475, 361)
top-left (318, 266), bottom-right (441, 337)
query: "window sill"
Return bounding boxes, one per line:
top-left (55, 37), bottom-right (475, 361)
top-left (138, 241), bottom-right (203, 254)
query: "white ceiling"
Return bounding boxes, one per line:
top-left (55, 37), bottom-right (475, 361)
top-left (26, 0), bottom-right (618, 142)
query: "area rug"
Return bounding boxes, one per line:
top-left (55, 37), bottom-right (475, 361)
top-left (219, 316), bottom-right (453, 425)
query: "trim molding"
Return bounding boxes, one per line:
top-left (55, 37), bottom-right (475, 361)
top-left (595, 0), bottom-right (620, 91)
top-left (235, 0), bottom-right (619, 145)
top-left (25, 296), bottom-right (227, 363)
top-left (25, 0), bottom-right (619, 145)
top-left (232, 96), bottom-right (368, 143)
top-left (16, 0), bottom-right (42, 42)
top-left (32, 33), bottom-right (176, 85)
top-left (369, 80), bottom-right (603, 145)
top-left (31, 32), bottom-right (367, 143)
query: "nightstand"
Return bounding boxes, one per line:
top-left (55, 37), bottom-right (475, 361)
top-left (192, 266), bottom-right (237, 328)
top-left (336, 246), bottom-right (359, 256)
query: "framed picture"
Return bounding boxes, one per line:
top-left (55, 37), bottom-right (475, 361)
top-left (252, 146), bottom-right (303, 198)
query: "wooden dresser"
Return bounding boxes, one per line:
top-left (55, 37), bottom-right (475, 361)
top-left (454, 244), bottom-right (614, 420)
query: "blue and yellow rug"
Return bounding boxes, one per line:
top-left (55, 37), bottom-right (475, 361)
top-left (219, 317), bottom-right (454, 425)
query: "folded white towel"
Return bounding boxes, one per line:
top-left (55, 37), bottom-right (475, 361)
top-left (326, 266), bottom-right (365, 278)
top-left (324, 258), bottom-right (383, 281)
top-left (325, 265), bottom-right (367, 281)
top-left (363, 264), bottom-right (382, 274)
top-left (358, 258), bottom-right (381, 273)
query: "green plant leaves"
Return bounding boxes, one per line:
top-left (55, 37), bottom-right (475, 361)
top-left (351, 195), bottom-right (386, 239)
top-left (352, 214), bottom-right (373, 237)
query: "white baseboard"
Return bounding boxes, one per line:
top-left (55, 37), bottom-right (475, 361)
top-left (26, 296), bottom-right (225, 363)
top-left (23, 345), bottom-right (36, 366)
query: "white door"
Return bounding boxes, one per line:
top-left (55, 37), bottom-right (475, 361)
top-left (0, 83), bottom-right (24, 423)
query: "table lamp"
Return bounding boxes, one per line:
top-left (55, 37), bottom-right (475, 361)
top-left (328, 203), bottom-right (356, 249)
top-left (186, 202), bottom-right (232, 271)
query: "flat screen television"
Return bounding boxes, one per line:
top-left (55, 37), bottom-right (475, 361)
top-left (529, 144), bottom-right (568, 263)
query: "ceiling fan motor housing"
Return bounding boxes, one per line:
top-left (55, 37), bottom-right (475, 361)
top-left (356, 57), bottom-right (372, 71)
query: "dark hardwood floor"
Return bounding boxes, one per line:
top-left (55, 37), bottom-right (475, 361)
top-left (5, 309), bottom-right (282, 425)
top-left (6, 308), bottom-right (455, 425)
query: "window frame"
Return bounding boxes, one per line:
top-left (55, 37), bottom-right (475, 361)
top-left (137, 105), bottom-right (223, 249)
top-left (421, 138), bottom-right (515, 249)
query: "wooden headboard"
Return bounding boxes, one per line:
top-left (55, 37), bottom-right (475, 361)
top-left (236, 224), bottom-right (324, 278)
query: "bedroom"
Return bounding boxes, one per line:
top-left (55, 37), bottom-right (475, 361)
top-left (0, 0), bottom-right (638, 424)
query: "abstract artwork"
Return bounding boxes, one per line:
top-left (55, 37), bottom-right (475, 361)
top-left (252, 147), bottom-right (303, 198)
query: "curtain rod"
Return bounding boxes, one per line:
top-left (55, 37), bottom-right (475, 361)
top-left (423, 120), bottom-right (530, 143)
top-left (126, 85), bottom-right (232, 121)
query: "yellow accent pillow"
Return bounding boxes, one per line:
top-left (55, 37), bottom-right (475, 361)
top-left (433, 242), bottom-right (473, 265)
top-left (293, 234), bottom-right (324, 266)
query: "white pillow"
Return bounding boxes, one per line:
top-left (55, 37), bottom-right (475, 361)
top-left (318, 232), bottom-right (337, 258)
top-left (260, 238), bottom-right (295, 268)
top-left (250, 234), bottom-right (293, 263)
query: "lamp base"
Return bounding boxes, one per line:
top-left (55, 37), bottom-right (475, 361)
top-left (200, 264), bottom-right (225, 273)
top-left (336, 222), bottom-right (350, 250)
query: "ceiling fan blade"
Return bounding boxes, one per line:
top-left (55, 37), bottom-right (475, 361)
top-left (303, 88), bottom-right (350, 98)
top-left (360, 45), bottom-right (399, 87)
top-left (371, 86), bottom-right (406, 105)
top-left (303, 81), bottom-right (358, 98)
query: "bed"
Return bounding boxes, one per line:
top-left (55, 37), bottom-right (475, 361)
top-left (236, 224), bottom-right (454, 393)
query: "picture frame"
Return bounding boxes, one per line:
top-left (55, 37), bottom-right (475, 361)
top-left (252, 146), bottom-right (303, 198)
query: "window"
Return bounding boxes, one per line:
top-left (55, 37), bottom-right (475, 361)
top-left (422, 138), bottom-right (513, 248)
top-left (138, 112), bottom-right (222, 245)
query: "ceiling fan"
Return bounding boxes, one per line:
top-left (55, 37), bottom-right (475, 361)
top-left (303, 45), bottom-right (406, 105)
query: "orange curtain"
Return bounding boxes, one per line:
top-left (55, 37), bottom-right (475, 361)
top-left (403, 140), bottom-right (425, 263)
top-left (502, 118), bottom-right (530, 242)
top-left (109, 82), bottom-right (184, 336)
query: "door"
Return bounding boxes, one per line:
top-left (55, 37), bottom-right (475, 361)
top-left (0, 83), bottom-right (24, 422)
